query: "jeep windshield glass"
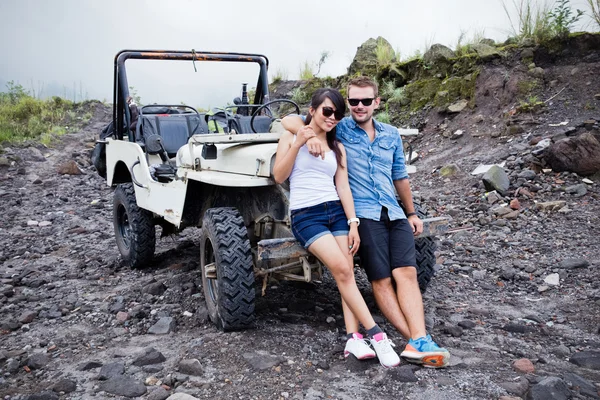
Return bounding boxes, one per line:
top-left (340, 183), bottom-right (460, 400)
top-left (125, 58), bottom-right (262, 112)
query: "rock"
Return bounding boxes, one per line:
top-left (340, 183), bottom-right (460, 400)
top-left (27, 353), bottom-right (50, 369)
top-left (518, 170), bottom-right (537, 180)
top-left (143, 282), bottom-right (166, 296)
top-left (116, 311), bottom-right (129, 322)
top-left (536, 201), bottom-right (567, 212)
top-left (544, 273), bottom-right (560, 286)
top-left (387, 364), bottom-right (419, 382)
top-left (521, 48), bottom-right (535, 60)
top-left (483, 165), bottom-right (510, 193)
top-left (79, 360), bottom-right (103, 371)
top-left (147, 387), bottom-right (171, 400)
top-left (24, 147), bottom-right (46, 162)
top-left (439, 164), bottom-right (460, 177)
top-left (458, 320), bottom-right (476, 329)
top-left (565, 183), bottom-right (587, 197)
top-left (166, 394), bottom-right (200, 400)
top-left (552, 345), bottom-right (571, 357)
top-left (527, 376), bottom-right (571, 400)
top-left (545, 132), bottom-right (600, 176)
top-left (528, 67), bottom-right (545, 79)
top-left (148, 317), bottom-right (175, 334)
top-left (423, 44), bottom-right (456, 64)
top-left (562, 372), bottom-right (599, 399)
top-left (558, 259), bottom-right (589, 269)
top-left (507, 125), bottom-right (525, 135)
top-left (451, 129), bottom-right (464, 140)
top-left (132, 349), bottom-right (166, 366)
top-left (499, 377), bottom-right (529, 396)
top-left (520, 37), bottom-right (536, 47)
top-left (348, 36), bottom-right (395, 76)
top-left (57, 160), bottom-right (83, 175)
top-left (51, 378), bottom-right (77, 393)
top-left (487, 191), bottom-right (502, 204)
top-left (570, 351), bottom-right (600, 370)
top-left (502, 324), bottom-right (536, 334)
top-left (242, 351), bottom-right (285, 371)
top-left (509, 199), bottom-right (520, 210)
top-left (24, 392), bottom-right (59, 400)
top-left (471, 43), bottom-right (501, 60)
top-left (98, 361), bottom-right (125, 380)
top-left (178, 359), bottom-right (203, 376)
top-left (100, 376), bottom-right (147, 398)
top-left (513, 358), bottom-right (535, 374)
top-left (472, 270), bottom-right (486, 280)
top-left (447, 99), bottom-right (469, 113)
top-left (444, 325), bottom-right (464, 337)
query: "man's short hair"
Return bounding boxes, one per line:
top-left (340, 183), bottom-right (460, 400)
top-left (347, 76), bottom-right (379, 97)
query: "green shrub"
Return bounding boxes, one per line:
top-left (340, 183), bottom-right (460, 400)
top-left (299, 61), bottom-right (314, 80)
top-left (502, 0), bottom-right (553, 43)
top-left (271, 68), bottom-right (289, 84)
top-left (587, 0), bottom-right (600, 27)
top-left (0, 81), bottom-right (74, 144)
top-left (548, 0), bottom-right (584, 37)
top-left (375, 38), bottom-right (395, 66)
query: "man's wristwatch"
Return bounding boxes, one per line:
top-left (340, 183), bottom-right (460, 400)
top-left (406, 212), bottom-right (417, 217)
top-left (347, 218), bottom-right (360, 226)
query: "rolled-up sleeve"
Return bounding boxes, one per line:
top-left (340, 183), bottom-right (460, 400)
top-left (391, 134), bottom-right (408, 180)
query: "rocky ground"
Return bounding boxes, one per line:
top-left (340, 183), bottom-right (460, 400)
top-left (1, 51), bottom-right (600, 399)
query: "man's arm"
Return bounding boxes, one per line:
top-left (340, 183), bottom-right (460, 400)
top-left (281, 115), bottom-right (325, 159)
top-left (393, 179), bottom-right (423, 235)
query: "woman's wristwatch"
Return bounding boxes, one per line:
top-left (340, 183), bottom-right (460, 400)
top-left (347, 218), bottom-right (360, 226)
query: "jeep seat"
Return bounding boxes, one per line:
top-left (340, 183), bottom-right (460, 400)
top-left (229, 115), bottom-right (272, 134)
top-left (137, 112), bottom-right (209, 157)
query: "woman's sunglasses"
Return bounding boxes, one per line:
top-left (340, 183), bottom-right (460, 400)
top-left (321, 106), bottom-right (344, 121)
top-left (348, 98), bottom-right (375, 107)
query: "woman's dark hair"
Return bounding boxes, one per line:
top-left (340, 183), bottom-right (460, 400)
top-left (304, 88), bottom-right (346, 167)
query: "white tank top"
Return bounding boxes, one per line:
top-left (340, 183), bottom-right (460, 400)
top-left (289, 140), bottom-right (340, 210)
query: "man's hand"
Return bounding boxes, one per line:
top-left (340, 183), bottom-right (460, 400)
top-left (408, 215), bottom-right (423, 236)
top-left (348, 226), bottom-right (360, 255)
top-left (295, 126), bottom-right (316, 146)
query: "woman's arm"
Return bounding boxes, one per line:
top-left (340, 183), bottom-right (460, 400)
top-left (334, 144), bottom-right (360, 255)
top-left (272, 131), bottom-right (299, 184)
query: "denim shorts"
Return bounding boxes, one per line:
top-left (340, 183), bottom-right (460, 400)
top-left (291, 200), bottom-right (349, 248)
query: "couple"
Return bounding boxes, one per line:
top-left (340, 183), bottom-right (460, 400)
top-left (273, 77), bottom-right (450, 369)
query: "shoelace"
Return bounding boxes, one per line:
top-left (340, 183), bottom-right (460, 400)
top-left (374, 338), bottom-right (396, 354)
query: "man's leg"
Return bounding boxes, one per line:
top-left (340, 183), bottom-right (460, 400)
top-left (371, 277), bottom-right (411, 339)
top-left (391, 267), bottom-right (426, 339)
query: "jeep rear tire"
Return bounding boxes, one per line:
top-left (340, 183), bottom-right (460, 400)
top-left (113, 183), bottom-right (156, 268)
top-left (200, 207), bottom-right (255, 331)
top-left (414, 202), bottom-right (437, 293)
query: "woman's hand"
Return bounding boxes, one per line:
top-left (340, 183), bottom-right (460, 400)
top-left (348, 225), bottom-right (360, 255)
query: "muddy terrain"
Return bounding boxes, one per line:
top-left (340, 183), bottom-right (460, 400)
top-left (1, 43), bottom-right (600, 399)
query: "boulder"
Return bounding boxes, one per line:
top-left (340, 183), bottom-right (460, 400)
top-left (471, 43), bottom-right (501, 60)
top-left (482, 165), bottom-right (510, 194)
top-left (423, 44), bottom-right (456, 64)
top-left (348, 37), bottom-right (395, 76)
top-left (545, 132), bottom-right (600, 176)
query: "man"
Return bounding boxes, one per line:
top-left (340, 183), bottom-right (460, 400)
top-left (281, 76), bottom-right (450, 368)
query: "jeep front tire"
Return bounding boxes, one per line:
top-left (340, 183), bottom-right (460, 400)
top-left (200, 207), bottom-right (255, 331)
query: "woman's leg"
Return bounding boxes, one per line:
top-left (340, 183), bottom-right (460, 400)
top-left (308, 234), bottom-right (377, 331)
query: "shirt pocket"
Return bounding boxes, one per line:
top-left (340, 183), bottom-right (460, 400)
top-left (338, 130), bottom-right (361, 145)
top-left (375, 136), bottom-right (395, 163)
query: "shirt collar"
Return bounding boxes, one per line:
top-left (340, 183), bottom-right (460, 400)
top-left (347, 117), bottom-right (384, 132)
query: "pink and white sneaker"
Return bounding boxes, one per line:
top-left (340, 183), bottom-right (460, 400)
top-left (344, 333), bottom-right (377, 360)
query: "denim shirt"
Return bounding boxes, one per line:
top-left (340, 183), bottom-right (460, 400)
top-left (336, 117), bottom-right (408, 221)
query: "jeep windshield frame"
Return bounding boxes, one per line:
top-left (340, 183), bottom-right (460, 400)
top-left (112, 50), bottom-right (270, 141)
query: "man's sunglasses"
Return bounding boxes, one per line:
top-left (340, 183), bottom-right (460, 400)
top-left (322, 106), bottom-right (344, 121)
top-left (348, 98), bottom-right (375, 107)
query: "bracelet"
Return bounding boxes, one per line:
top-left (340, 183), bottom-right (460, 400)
top-left (347, 218), bottom-right (360, 226)
top-left (406, 212), bottom-right (417, 217)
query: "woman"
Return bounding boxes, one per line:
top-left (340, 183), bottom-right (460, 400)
top-left (273, 88), bottom-right (400, 368)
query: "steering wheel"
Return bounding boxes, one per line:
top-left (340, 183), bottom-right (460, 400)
top-left (250, 99), bottom-right (300, 133)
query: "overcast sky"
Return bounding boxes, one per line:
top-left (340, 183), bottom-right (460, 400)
top-left (0, 0), bottom-right (595, 108)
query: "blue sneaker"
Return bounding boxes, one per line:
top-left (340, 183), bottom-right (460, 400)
top-left (400, 334), bottom-right (450, 368)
